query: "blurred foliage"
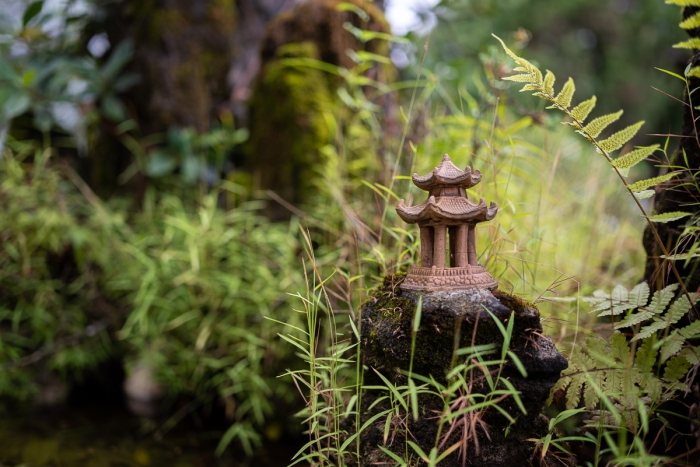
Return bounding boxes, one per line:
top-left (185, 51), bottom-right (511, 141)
top-left (402, 0), bottom-right (687, 142)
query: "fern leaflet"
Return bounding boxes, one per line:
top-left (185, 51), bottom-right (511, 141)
top-left (627, 172), bottom-right (677, 192)
top-left (597, 121), bottom-right (645, 153)
top-left (580, 110), bottom-right (624, 139)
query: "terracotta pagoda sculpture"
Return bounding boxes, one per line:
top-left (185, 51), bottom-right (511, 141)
top-left (396, 154), bottom-right (498, 290)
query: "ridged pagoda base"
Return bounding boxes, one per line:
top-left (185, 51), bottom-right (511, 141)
top-left (401, 265), bottom-right (497, 291)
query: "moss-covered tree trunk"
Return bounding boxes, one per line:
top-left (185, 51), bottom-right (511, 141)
top-left (245, 0), bottom-right (395, 219)
top-left (643, 6), bottom-right (700, 293)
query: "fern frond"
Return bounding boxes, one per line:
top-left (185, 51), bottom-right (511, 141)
top-left (615, 310), bottom-right (654, 330)
top-left (503, 74), bottom-right (537, 83)
top-left (610, 333), bottom-right (631, 363)
top-left (520, 84), bottom-right (540, 92)
top-left (492, 34), bottom-right (539, 73)
top-left (566, 373), bottom-right (585, 409)
top-left (629, 282), bottom-right (651, 308)
top-left (680, 346), bottom-right (700, 365)
top-left (570, 96), bottom-right (597, 123)
top-left (543, 70), bottom-right (555, 95)
top-left (673, 38), bottom-right (700, 50)
top-left (665, 0), bottom-right (700, 6)
top-left (686, 67), bottom-right (700, 79)
top-left (597, 121), bottom-right (645, 153)
top-left (611, 145), bottom-right (659, 172)
top-left (635, 338), bottom-right (658, 374)
top-left (581, 110), bottom-right (623, 138)
top-left (548, 78), bottom-right (575, 109)
top-left (680, 10), bottom-right (700, 29)
top-left (627, 172), bottom-right (677, 192)
top-left (642, 283), bottom-right (678, 315)
top-left (634, 190), bottom-right (655, 200)
top-left (648, 211), bottom-right (692, 223)
top-left (584, 371), bottom-right (604, 408)
top-left (679, 320), bottom-right (700, 338)
top-left (660, 331), bottom-right (685, 363)
top-left (663, 355), bottom-right (691, 385)
top-left (634, 295), bottom-right (697, 341)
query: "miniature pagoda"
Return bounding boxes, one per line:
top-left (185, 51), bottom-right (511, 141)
top-left (396, 154), bottom-right (498, 290)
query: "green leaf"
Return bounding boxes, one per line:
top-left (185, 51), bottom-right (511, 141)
top-left (615, 310), bottom-right (653, 330)
top-left (679, 320), bottom-right (700, 339)
top-left (22, 1), bottom-right (44, 26)
top-left (597, 121), bottom-right (645, 153)
top-left (2, 93), bottom-right (30, 120)
top-left (635, 337), bottom-right (658, 372)
top-left (627, 172), bottom-right (677, 192)
top-left (642, 284), bottom-right (679, 315)
top-left (581, 110), bottom-right (623, 138)
top-left (681, 11), bottom-right (700, 29)
top-left (659, 331), bottom-right (684, 363)
top-left (674, 38), bottom-right (700, 50)
top-left (493, 34), bottom-right (538, 74)
top-left (570, 96), bottom-right (597, 123)
top-left (663, 355), bottom-right (691, 382)
top-left (629, 282), bottom-right (650, 308)
top-left (543, 70), bottom-right (555, 95)
top-left (610, 333), bottom-right (630, 363)
top-left (611, 145), bottom-right (659, 173)
top-left (648, 212), bottom-right (692, 223)
top-left (634, 190), bottom-right (655, 200)
top-left (503, 74), bottom-right (537, 83)
top-left (549, 77), bottom-right (575, 109)
top-left (654, 67), bottom-right (687, 83)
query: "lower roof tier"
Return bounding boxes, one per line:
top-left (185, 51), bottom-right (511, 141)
top-left (396, 195), bottom-right (498, 224)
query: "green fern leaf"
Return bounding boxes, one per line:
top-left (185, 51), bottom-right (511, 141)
top-left (646, 378), bottom-right (663, 400)
top-left (586, 337), bottom-right (616, 366)
top-left (543, 70), bottom-right (555, 95)
top-left (584, 371), bottom-right (603, 408)
top-left (581, 110), bottom-right (623, 138)
top-left (648, 211), bottom-right (692, 223)
top-left (627, 172), bottom-right (677, 192)
top-left (610, 333), bottom-right (631, 363)
top-left (547, 375), bottom-right (572, 405)
top-left (633, 320), bottom-right (669, 341)
top-left (660, 331), bottom-right (685, 363)
top-left (566, 373), bottom-right (585, 409)
top-left (679, 320), bottom-right (700, 339)
top-left (520, 84), bottom-right (540, 92)
top-left (636, 337), bottom-right (658, 374)
top-left (634, 190), bottom-right (655, 199)
top-left (503, 74), bottom-right (537, 83)
top-left (570, 96), bottom-right (597, 123)
top-left (673, 38), bottom-right (700, 50)
top-left (513, 67), bottom-right (529, 72)
top-left (615, 310), bottom-right (654, 330)
top-left (666, 0), bottom-right (700, 6)
top-left (642, 283), bottom-right (679, 315)
top-left (548, 77), bottom-right (575, 109)
top-left (629, 282), bottom-right (651, 308)
top-left (493, 34), bottom-right (539, 73)
top-left (680, 10), bottom-right (700, 28)
top-left (611, 145), bottom-right (659, 172)
top-left (663, 355), bottom-right (691, 383)
top-left (665, 295), bottom-right (696, 324)
top-left (686, 67), bottom-right (700, 79)
top-left (597, 121), bottom-right (645, 153)
top-left (680, 346), bottom-right (700, 365)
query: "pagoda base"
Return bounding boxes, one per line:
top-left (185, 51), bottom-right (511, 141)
top-left (401, 265), bottom-right (497, 291)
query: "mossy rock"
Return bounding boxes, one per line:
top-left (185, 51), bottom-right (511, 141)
top-left (358, 276), bottom-right (570, 466)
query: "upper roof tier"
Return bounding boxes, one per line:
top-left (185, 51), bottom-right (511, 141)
top-left (412, 154), bottom-right (482, 191)
top-left (396, 196), bottom-right (498, 224)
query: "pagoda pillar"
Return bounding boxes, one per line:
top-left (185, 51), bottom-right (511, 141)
top-left (467, 224), bottom-right (477, 266)
top-left (448, 226), bottom-right (457, 267)
top-left (419, 226), bottom-right (433, 267)
top-left (455, 224), bottom-right (468, 267)
top-left (433, 224), bottom-right (447, 269)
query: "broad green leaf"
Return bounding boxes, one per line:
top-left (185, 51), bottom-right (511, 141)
top-left (648, 211), bottom-right (691, 223)
top-left (22, 1), bottom-right (44, 26)
top-left (581, 110), bottom-right (623, 138)
top-left (597, 121), bottom-right (644, 153)
top-left (627, 172), bottom-right (677, 192)
top-left (570, 96), bottom-right (597, 123)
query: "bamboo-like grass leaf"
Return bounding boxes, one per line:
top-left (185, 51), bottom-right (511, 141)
top-left (597, 121), bottom-right (645, 153)
top-left (611, 145), bottom-right (659, 172)
top-left (581, 110), bottom-right (623, 138)
top-left (648, 211), bottom-right (692, 223)
top-left (680, 11), bottom-right (700, 29)
top-left (543, 70), bottom-right (555, 95)
top-left (548, 77), bottom-right (575, 109)
top-left (673, 38), bottom-right (700, 50)
top-left (627, 172), bottom-right (677, 192)
top-left (570, 96), bottom-right (597, 123)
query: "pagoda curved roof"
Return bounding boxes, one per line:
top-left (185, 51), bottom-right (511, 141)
top-left (396, 195), bottom-right (498, 224)
top-left (413, 154), bottom-right (482, 191)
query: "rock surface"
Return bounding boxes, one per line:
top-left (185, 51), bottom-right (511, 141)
top-left (359, 274), bottom-right (570, 466)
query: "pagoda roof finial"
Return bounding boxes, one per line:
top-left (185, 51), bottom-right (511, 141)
top-left (412, 154), bottom-right (482, 191)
